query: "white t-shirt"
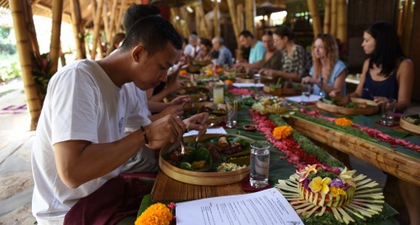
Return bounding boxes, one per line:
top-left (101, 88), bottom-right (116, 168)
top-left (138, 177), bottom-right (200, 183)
top-left (183, 44), bottom-right (200, 58)
top-left (31, 59), bottom-right (150, 222)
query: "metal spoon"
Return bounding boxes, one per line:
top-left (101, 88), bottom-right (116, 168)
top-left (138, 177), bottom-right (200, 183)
top-left (180, 135), bottom-right (186, 155)
top-left (364, 88), bottom-right (374, 99)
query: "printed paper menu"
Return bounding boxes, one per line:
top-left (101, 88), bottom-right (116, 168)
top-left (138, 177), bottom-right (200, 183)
top-left (176, 188), bottom-right (303, 225)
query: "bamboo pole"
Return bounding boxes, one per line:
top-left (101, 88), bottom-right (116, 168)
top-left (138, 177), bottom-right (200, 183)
top-left (49, 0), bottom-right (63, 73)
top-left (402, 0), bottom-right (414, 54)
top-left (180, 7), bottom-right (191, 37)
top-left (102, 3), bottom-right (110, 50)
top-left (244, 0), bottom-right (255, 35)
top-left (70, 0), bottom-right (86, 59)
top-left (227, 0), bottom-right (240, 50)
top-left (307, 0), bottom-right (322, 38)
top-left (237, 4), bottom-right (244, 33)
top-left (330, 0), bottom-right (337, 37)
top-left (195, 7), bottom-right (201, 37)
top-left (336, 0), bottom-right (347, 43)
top-left (91, 0), bottom-right (104, 59)
top-left (9, 0), bottom-right (42, 130)
top-left (213, 1), bottom-right (220, 37)
top-left (116, 0), bottom-right (127, 32)
top-left (170, 8), bottom-right (184, 37)
top-left (323, 0), bottom-right (331, 34)
top-left (195, 5), bottom-right (210, 39)
top-left (108, 0), bottom-right (118, 42)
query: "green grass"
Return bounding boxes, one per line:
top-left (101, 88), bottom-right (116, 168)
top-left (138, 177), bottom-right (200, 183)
top-left (0, 53), bottom-right (21, 82)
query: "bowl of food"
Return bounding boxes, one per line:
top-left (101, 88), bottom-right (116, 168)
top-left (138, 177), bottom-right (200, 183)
top-left (159, 134), bottom-right (254, 185)
top-left (243, 124), bottom-right (257, 132)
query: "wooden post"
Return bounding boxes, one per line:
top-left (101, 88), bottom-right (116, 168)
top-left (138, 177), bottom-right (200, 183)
top-left (70, 0), bottom-right (86, 59)
top-left (330, 0), bottom-right (337, 37)
top-left (9, 0), bottom-right (42, 130)
top-left (49, 0), bottom-right (63, 73)
top-left (307, 0), bottom-right (322, 38)
top-left (227, 0), bottom-right (240, 49)
top-left (213, 1), bottom-right (220, 37)
top-left (91, 0), bottom-right (104, 59)
top-left (244, 0), bottom-right (255, 35)
top-left (323, 0), bottom-right (331, 34)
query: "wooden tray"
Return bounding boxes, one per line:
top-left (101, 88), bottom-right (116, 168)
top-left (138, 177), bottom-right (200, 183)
top-left (159, 134), bottom-right (253, 186)
top-left (316, 97), bottom-right (378, 115)
top-left (170, 86), bottom-right (210, 102)
top-left (400, 115), bottom-right (420, 135)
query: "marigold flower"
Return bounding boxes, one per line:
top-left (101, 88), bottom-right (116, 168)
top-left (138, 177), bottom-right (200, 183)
top-left (273, 126), bottom-right (293, 140)
top-left (335, 118), bottom-right (353, 126)
top-left (309, 176), bottom-right (331, 194)
top-left (135, 202), bottom-right (173, 225)
top-left (216, 68), bottom-right (224, 73)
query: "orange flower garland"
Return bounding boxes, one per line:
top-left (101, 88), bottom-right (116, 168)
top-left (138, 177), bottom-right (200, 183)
top-left (135, 202), bottom-right (173, 225)
top-left (334, 118), bottom-right (353, 126)
top-left (273, 125), bottom-right (293, 140)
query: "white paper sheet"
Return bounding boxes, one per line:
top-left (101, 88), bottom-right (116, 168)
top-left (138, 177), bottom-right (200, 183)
top-left (286, 95), bottom-right (321, 103)
top-left (176, 188), bottom-right (303, 225)
top-left (183, 127), bottom-right (227, 137)
top-left (233, 83), bottom-right (265, 88)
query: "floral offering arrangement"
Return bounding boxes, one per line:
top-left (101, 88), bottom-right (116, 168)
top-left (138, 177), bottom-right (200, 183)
top-left (335, 118), bottom-right (353, 126)
top-left (135, 202), bottom-right (175, 225)
top-left (276, 164), bottom-right (384, 224)
top-left (251, 97), bottom-right (289, 114)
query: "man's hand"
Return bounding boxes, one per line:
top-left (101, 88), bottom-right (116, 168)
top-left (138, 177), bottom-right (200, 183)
top-left (171, 95), bottom-right (190, 106)
top-left (183, 112), bottom-right (209, 139)
top-left (144, 115), bottom-right (186, 150)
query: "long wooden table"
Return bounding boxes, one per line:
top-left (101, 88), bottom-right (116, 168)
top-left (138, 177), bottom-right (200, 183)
top-left (284, 115), bottom-right (420, 187)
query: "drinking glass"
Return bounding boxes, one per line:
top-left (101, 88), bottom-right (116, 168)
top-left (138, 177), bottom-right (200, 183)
top-left (249, 141), bottom-right (271, 188)
top-left (270, 84), bottom-right (282, 96)
top-left (225, 96), bottom-right (239, 128)
top-left (381, 98), bottom-right (397, 126)
top-left (212, 83), bottom-right (224, 104)
top-left (300, 83), bottom-right (311, 105)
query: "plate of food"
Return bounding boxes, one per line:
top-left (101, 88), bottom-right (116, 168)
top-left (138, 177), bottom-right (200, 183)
top-left (400, 114), bottom-right (420, 134)
top-left (316, 96), bottom-right (378, 115)
top-left (168, 86), bottom-right (210, 102)
top-left (182, 102), bottom-right (227, 126)
top-left (159, 134), bottom-right (254, 185)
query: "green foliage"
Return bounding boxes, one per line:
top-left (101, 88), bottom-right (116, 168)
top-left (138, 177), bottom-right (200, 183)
top-left (0, 54), bottom-right (21, 82)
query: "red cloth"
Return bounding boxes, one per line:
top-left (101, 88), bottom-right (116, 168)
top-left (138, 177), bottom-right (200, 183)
top-left (64, 175), bottom-right (154, 225)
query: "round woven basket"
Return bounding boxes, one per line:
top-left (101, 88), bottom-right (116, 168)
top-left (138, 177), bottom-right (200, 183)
top-left (159, 134), bottom-right (253, 186)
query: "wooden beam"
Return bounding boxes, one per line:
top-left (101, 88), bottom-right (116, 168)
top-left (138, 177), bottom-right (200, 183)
top-left (307, 0), bottom-right (322, 38)
top-left (108, 0), bottom-right (118, 43)
top-left (49, 0), bottom-right (63, 73)
top-left (402, 0), bottom-right (414, 54)
top-left (244, 0), bottom-right (255, 34)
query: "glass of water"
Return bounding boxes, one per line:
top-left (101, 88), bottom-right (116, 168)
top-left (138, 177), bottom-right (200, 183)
top-left (300, 83), bottom-right (311, 105)
top-left (380, 98), bottom-right (397, 126)
top-left (249, 141), bottom-right (271, 188)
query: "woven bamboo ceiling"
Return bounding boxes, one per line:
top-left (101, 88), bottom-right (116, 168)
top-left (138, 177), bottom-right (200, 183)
top-left (0, 0), bottom-right (288, 28)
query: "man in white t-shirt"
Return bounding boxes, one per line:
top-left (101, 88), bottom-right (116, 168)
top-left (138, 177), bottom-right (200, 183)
top-left (31, 16), bottom-right (208, 224)
top-left (183, 34), bottom-right (200, 58)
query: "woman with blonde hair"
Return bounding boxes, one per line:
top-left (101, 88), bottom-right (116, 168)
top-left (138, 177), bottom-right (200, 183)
top-left (302, 33), bottom-right (347, 96)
